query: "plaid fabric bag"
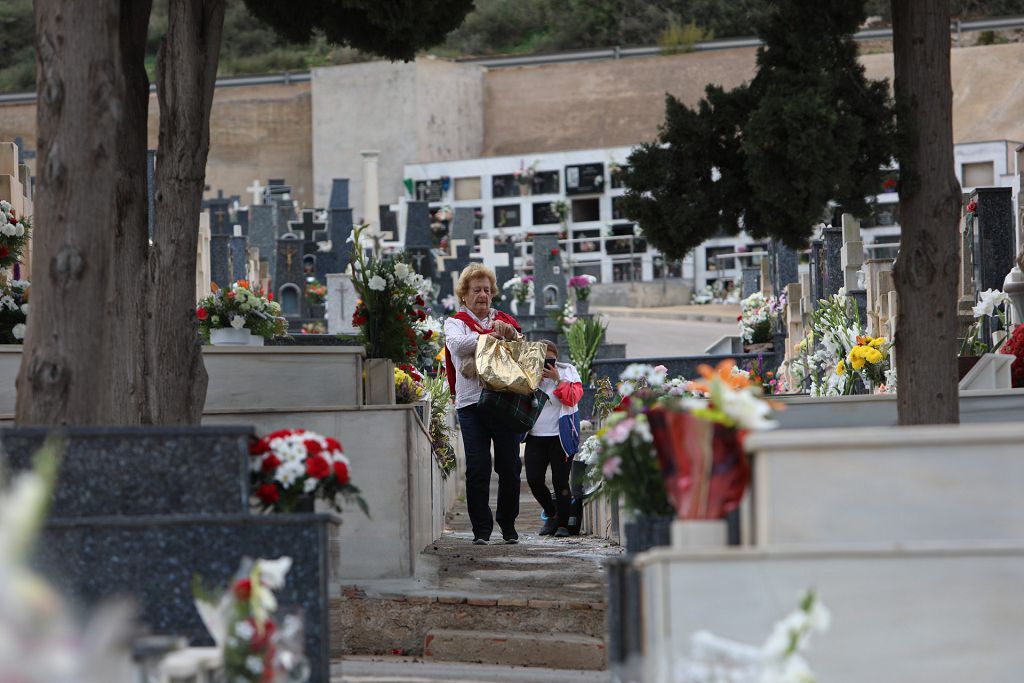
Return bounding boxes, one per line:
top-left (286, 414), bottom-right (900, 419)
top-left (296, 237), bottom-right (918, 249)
top-left (477, 388), bottom-right (549, 433)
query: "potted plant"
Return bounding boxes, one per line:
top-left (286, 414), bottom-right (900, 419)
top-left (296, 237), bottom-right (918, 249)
top-left (197, 280), bottom-right (287, 346)
top-left (568, 274), bottom-right (597, 315)
top-left (502, 275), bottom-right (534, 316)
top-left (304, 278), bottom-right (327, 318)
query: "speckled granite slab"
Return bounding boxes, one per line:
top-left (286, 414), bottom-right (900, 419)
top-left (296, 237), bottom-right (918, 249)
top-left (0, 426), bottom-right (253, 517)
top-left (35, 513), bottom-right (339, 683)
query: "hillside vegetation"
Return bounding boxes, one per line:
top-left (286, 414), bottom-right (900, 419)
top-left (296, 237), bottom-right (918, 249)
top-left (2, 0), bottom-right (1023, 93)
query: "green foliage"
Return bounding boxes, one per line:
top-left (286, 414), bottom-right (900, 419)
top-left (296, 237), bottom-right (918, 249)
top-left (658, 19), bottom-right (713, 54)
top-left (242, 0), bottom-right (475, 62)
top-left (621, 0), bottom-right (896, 256)
top-left (566, 316), bottom-right (607, 386)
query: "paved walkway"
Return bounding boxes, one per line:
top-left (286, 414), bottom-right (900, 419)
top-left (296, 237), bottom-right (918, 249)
top-left (593, 303), bottom-right (740, 323)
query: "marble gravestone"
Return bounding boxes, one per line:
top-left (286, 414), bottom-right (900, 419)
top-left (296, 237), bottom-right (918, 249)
top-left (210, 233), bottom-right (231, 289)
top-left (450, 207), bottom-right (477, 248)
top-left (969, 187), bottom-right (1015, 345)
top-left (2, 426), bottom-right (337, 683)
top-left (532, 234), bottom-right (568, 314)
top-left (808, 239), bottom-right (825, 304)
top-left (323, 179), bottom-right (356, 280)
top-left (741, 266), bottom-right (760, 298)
top-left (821, 224), bottom-right (844, 299)
top-left (326, 272), bottom-right (360, 335)
top-left (769, 239), bottom-right (799, 299)
top-left (405, 201), bottom-right (434, 279)
top-left (204, 189), bottom-right (234, 236)
top-left (249, 204), bottom-right (278, 280)
top-left (234, 208), bottom-right (249, 236)
top-left (229, 227), bottom-right (248, 286)
top-left (274, 234), bottom-right (306, 317)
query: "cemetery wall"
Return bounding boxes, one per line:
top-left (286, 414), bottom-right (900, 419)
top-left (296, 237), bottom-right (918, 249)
top-left (311, 59), bottom-right (484, 209)
top-left (0, 82), bottom-right (313, 209)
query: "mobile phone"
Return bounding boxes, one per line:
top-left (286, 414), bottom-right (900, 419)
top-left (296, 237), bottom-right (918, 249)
top-left (544, 358), bottom-right (556, 368)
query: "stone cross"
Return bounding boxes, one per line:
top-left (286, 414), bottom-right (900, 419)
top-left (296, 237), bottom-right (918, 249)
top-left (247, 179), bottom-right (265, 206)
top-left (472, 237), bottom-right (511, 273)
top-left (326, 272), bottom-right (359, 335)
top-left (289, 209), bottom-right (327, 243)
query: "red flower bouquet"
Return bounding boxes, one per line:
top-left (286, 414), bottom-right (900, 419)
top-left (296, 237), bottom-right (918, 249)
top-left (999, 324), bottom-right (1024, 388)
top-left (249, 429), bottom-right (368, 515)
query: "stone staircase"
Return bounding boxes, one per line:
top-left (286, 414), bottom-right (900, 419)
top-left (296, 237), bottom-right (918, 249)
top-left (331, 477), bottom-right (621, 670)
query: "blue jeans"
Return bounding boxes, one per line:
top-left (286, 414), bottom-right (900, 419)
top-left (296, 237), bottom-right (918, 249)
top-left (457, 404), bottom-right (522, 540)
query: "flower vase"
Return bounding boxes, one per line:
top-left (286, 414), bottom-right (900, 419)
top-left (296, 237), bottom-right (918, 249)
top-left (210, 327), bottom-right (264, 346)
top-left (511, 298), bottom-right (534, 316)
top-left (576, 298), bottom-right (590, 316)
top-left (519, 183), bottom-right (531, 197)
top-left (624, 515), bottom-right (673, 554)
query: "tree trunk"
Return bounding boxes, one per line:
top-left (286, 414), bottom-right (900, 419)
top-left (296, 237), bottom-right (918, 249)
top-left (891, 0), bottom-right (962, 425)
top-left (148, 0), bottom-right (225, 423)
top-left (17, 0), bottom-right (153, 424)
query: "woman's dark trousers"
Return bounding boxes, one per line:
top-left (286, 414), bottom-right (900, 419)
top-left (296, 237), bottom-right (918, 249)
top-left (457, 405), bottom-right (522, 540)
top-left (524, 434), bottom-right (570, 527)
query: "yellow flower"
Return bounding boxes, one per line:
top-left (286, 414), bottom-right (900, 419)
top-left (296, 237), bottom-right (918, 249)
top-left (836, 359), bottom-right (846, 376)
top-left (849, 353), bottom-right (866, 371)
top-left (436, 348), bottom-right (445, 362)
top-left (863, 347), bottom-right (884, 364)
top-left (869, 337), bottom-right (886, 348)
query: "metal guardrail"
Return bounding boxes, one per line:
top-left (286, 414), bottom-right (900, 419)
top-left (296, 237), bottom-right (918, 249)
top-left (2, 15), bottom-right (1022, 104)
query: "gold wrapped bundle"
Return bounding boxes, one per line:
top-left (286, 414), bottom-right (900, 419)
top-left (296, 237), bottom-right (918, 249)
top-left (475, 334), bottom-right (546, 395)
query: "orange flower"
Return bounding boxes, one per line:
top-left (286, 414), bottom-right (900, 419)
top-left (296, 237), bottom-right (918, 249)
top-left (210, 282), bottom-right (219, 293)
top-left (686, 359), bottom-right (750, 394)
top-left (236, 279), bottom-right (250, 290)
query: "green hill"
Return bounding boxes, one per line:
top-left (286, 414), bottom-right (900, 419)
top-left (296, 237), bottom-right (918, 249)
top-left (2, 0), bottom-right (1023, 93)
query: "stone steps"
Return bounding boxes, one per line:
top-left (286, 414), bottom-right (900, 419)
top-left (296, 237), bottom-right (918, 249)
top-left (424, 628), bottom-right (606, 670)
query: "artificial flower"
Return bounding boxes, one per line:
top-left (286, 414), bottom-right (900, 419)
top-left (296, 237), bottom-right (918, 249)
top-left (368, 274), bottom-right (387, 291)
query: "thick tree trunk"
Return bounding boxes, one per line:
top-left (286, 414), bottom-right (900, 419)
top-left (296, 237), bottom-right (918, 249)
top-left (891, 0), bottom-right (961, 425)
top-left (18, 0), bottom-right (153, 424)
top-left (148, 0), bottom-right (225, 423)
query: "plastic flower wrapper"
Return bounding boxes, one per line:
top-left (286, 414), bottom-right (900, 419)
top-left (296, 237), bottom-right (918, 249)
top-left (673, 590), bottom-right (829, 683)
top-left (193, 556), bottom-right (310, 683)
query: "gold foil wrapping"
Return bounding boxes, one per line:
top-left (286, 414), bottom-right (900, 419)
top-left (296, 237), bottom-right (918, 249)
top-left (475, 334), bottom-right (545, 395)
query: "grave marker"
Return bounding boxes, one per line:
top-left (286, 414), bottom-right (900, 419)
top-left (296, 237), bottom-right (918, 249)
top-left (821, 224), bottom-right (844, 299)
top-left (532, 234), bottom-right (568, 313)
top-left (249, 205), bottom-right (277, 283)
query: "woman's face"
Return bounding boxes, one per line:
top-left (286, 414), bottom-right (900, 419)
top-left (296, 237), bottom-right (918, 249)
top-left (466, 277), bottom-right (493, 317)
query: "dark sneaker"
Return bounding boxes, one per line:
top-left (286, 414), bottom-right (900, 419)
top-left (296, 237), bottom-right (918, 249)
top-left (538, 518), bottom-right (559, 536)
top-left (502, 529), bottom-right (519, 544)
top-left (554, 527), bottom-right (571, 538)
top-left (473, 537), bottom-right (488, 545)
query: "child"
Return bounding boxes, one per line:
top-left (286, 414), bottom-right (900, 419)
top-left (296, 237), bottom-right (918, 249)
top-left (524, 340), bottom-right (582, 538)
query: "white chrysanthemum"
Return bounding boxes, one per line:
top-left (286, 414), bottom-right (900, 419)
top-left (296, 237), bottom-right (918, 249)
top-left (393, 262), bottom-right (411, 280)
top-left (14, 222), bottom-right (24, 237)
top-left (229, 315), bottom-right (246, 329)
top-left (368, 275), bottom-right (387, 291)
top-left (19, 303), bottom-right (28, 315)
top-left (245, 655), bottom-right (264, 673)
top-left (11, 323), bottom-right (25, 340)
top-left (303, 477), bottom-right (318, 494)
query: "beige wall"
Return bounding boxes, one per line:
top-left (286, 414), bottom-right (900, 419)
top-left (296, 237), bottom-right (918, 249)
top-left (5, 41), bottom-right (1024, 215)
top-left (312, 58), bottom-right (484, 212)
top-left (0, 81), bottom-right (312, 208)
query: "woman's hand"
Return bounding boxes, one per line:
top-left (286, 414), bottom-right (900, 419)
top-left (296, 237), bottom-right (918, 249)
top-left (542, 364), bottom-right (560, 381)
top-left (492, 320), bottom-right (517, 340)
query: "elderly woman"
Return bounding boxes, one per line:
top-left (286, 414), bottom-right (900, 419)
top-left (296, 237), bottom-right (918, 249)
top-left (444, 264), bottom-right (524, 545)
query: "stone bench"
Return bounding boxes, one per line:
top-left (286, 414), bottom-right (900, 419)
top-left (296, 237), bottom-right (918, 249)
top-left (742, 422), bottom-right (1024, 547)
top-left (635, 542), bottom-right (1024, 683)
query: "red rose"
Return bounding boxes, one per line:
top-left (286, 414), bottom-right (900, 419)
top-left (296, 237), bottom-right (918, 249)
top-left (0, 246), bottom-right (8, 259)
top-left (266, 429), bottom-right (294, 440)
top-left (249, 438), bottom-right (270, 456)
top-left (260, 454), bottom-right (281, 473)
top-left (196, 306), bottom-right (208, 321)
top-left (416, 296), bottom-right (425, 306)
top-left (303, 438), bottom-right (323, 455)
top-left (233, 578), bottom-right (252, 601)
top-left (333, 460), bottom-right (350, 485)
top-left (267, 292), bottom-right (273, 301)
top-left (306, 454), bottom-right (330, 479)
top-left (256, 483), bottom-right (280, 505)
top-left (550, 248), bottom-right (559, 256)
top-left (325, 437), bottom-right (342, 452)
top-left (966, 200), bottom-right (978, 213)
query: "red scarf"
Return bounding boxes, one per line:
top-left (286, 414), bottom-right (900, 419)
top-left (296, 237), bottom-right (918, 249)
top-left (445, 310), bottom-right (522, 398)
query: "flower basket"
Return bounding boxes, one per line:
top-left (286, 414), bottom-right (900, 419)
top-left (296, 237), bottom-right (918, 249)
top-left (211, 327), bottom-right (264, 346)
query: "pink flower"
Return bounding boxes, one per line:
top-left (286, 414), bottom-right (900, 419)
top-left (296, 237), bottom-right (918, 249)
top-left (605, 418), bottom-right (635, 445)
top-left (602, 456), bottom-right (622, 479)
top-left (654, 364), bottom-right (668, 374)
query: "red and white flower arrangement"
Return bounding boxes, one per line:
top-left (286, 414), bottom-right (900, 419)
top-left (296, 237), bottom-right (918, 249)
top-left (0, 201), bottom-right (31, 269)
top-left (249, 429), bottom-right (368, 515)
top-left (568, 274), bottom-right (597, 301)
